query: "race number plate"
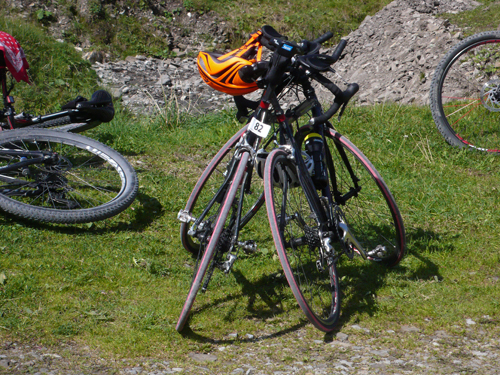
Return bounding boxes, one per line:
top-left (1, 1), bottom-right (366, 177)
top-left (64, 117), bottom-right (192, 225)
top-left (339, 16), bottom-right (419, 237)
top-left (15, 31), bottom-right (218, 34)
top-left (248, 117), bottom-right (271, 138)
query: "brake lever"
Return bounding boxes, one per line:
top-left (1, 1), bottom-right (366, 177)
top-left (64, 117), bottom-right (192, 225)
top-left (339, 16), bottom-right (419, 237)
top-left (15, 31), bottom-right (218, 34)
top-left (337, 102), bottom-right (350, 122)
top-left (337, 83), bottom-right (359, 121)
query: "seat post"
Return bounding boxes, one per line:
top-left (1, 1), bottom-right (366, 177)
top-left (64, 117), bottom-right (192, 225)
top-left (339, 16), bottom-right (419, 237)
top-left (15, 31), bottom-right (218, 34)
top-left (1, 68), bottom-right (8, 106)
top-left (0, 52), bottom-right (7, 104)
top-left (0, 66), bottom-right (16, 130)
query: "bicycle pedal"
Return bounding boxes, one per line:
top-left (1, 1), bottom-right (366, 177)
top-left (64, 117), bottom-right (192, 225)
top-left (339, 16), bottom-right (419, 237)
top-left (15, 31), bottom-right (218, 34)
top-left (177, 209), bottom-right (195, 223)
top-left (366, 245), bottom-right (387, 260)
top-left (238, 240), bottom-right (257, 254)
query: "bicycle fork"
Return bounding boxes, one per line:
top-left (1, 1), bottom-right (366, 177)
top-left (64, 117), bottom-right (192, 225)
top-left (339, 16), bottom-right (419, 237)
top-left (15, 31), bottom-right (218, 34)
top-left (202, 151), bottom-right (256, 291)
top-left (179, 151), bottom-right (257, 293)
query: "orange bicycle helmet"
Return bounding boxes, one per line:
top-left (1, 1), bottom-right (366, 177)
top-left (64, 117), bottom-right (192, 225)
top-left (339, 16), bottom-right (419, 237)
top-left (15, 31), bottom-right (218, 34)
top-left (197, 30), bottom-right (263, 96)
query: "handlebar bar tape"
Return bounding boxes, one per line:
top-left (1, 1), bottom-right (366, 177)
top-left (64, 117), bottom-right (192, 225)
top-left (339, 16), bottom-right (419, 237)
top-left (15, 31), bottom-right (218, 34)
top-left (332, 39), bottom-right (347, 62)
top-left (313, 31), bottom-right (334, 44)
top-left (309, 77), bottom-right (359, 125)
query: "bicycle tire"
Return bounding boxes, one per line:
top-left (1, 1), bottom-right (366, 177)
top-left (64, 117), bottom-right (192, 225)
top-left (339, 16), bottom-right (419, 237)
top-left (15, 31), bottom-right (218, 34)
top-left (27, 116), bottom-right (101, 133)
top-left (320, 128), bottom-right (405, 267)
top-left (176, 152), bottom-right (250, 332)
top-left (180, 126), bottom-right (265, 254)
top-left (27, 115), bottom-right (72, 129)
top-left (264, 148), bottom-right (341, 332)
top-left (430, 31), bottom-right (500, 152)
top-left (0, 129), bottom-right (138, 224)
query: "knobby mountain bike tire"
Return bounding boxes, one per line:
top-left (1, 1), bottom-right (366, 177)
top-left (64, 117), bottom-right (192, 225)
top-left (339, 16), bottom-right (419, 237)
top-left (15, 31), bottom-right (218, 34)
top-left (0, 129), bottom-right (138, 224)
top-left (17, 115), bottom-right (101, 134)
top-left (430, 31), bottom-right (500, 152)
top-left (264, 147), bottom-right (341, 332)
top-left (180, 126), bottom-right (265, 254)
top-left (176, 152), bottom-right (250, 332)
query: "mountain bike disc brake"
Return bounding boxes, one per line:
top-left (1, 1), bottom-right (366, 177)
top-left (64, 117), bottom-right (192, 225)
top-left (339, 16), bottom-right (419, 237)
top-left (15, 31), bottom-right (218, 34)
top-left (481, 79), bottom-right (500, 112)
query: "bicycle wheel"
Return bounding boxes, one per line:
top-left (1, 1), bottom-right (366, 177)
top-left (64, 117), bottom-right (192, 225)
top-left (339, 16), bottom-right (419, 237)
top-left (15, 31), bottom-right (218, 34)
top-left (0, 129), bottom-right (138, 224)
top-left (180, 126), bottom-right (265, 254)
top-left (320, 128), bottom-right (405, 267)
top-left (430, 31), bottom-right (500, 152)
top-left (177, 152), bottom-right (250, 332)
top-left (264, 148), bottom-right (341, 332)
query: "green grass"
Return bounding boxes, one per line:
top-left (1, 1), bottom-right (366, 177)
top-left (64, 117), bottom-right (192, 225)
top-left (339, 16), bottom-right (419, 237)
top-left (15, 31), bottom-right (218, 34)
top-left (3, 0), bottom-right (173, 61)
top-left (439, 0), bottom-right (500, 36)
top-left (3, 0), bottom-right (394, 58)
top-left (187, 0), bottom-right (393, 46)
top-left (0, 16), bottom-right (99, 113)
top-left (1, 103), bottom-right (499, 364)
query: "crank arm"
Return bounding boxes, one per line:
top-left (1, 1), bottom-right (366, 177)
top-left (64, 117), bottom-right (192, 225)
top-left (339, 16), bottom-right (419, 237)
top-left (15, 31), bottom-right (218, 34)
top-left (337, 221), bottom-right (367, 259)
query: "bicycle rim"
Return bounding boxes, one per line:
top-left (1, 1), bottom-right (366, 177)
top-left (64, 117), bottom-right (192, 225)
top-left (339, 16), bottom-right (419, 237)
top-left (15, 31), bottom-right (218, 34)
top-left (323, 129), bottom-right (405, 267)
top-left (431, 31), bottom-right (500, 152)
top-left (264, 148), bottom-right (341, 332)
top-left (0, 129), bottom-right (137, 223)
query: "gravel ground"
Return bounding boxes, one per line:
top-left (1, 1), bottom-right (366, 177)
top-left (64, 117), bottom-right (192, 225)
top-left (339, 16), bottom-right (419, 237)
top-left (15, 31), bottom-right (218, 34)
top-left (2, 320), bottom-right (499, 374)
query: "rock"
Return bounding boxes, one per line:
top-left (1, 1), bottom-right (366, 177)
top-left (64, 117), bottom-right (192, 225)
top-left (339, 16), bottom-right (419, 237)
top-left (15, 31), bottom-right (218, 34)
top-left (123, 366), bottom-right (143, 374)
top-left (82, 50), bottom-right (106, 64)
top-left (157, 74), bottom-right (172, 86)
top-left (336, 332), bottom-right (349, 341)
top-left (370, 349), bottom-right (390, 357)
top-left (401, 325), bottom-right (420, 333)
top-left (328, 0), bottom-right (480, 106)
top-left (188, 352), bottom-right (218, 362)
top-left (88, 0), bottom-right (482, 114)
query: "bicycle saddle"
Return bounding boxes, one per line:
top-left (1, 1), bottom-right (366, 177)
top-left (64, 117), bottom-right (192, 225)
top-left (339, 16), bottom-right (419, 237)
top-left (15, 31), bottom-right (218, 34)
top-left (62, 90), bottom-right (115, 123)
top-left (81, 89), bottom-right (113, 106)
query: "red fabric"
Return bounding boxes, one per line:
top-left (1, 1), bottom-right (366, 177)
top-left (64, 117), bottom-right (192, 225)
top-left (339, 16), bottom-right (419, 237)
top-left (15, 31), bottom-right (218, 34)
top-left (0, 31), bottom-right (30, 83)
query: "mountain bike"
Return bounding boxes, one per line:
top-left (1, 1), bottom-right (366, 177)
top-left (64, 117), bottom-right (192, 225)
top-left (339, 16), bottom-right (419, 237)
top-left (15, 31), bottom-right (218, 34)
top-left (430, 31), bottom-right (500, 153)
top-left (0, 46), bottom-right (138, 224)
top-left (177, 25), bottom-right (406, 332)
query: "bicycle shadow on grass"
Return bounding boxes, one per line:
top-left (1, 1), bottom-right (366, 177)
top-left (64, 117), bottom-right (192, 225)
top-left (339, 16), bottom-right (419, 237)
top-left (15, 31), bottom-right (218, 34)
top-left (322, 226), bottom-right (450, 340)
top-left (178, 268), bottom-right (309, 343)
top-left (0, 192), bottom-right (164, 234)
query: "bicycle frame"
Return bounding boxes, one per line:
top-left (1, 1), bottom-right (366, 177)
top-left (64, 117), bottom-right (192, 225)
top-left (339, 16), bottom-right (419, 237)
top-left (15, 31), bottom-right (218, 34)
top-left (193, 90), bottom-right (364, 268)
top-left (263, 68), bottom-right (370, 259)
top-left (0, 67), bottom-right (113, 133)
top-left (0, 149), bottom-right (57, 173)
